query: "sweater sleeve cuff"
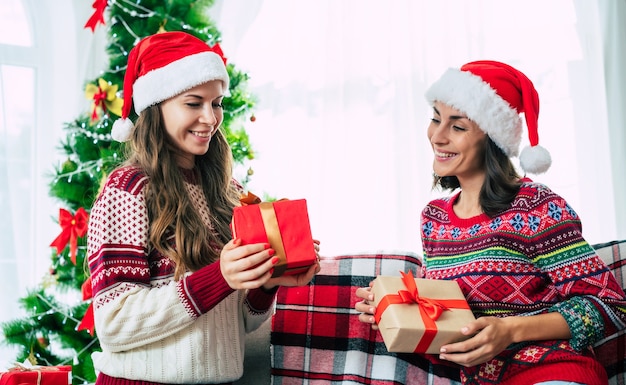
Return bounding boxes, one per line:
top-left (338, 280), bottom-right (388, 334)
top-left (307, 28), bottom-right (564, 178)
top-left (180, 262), bottom-right (235, 317)
top-left (550, 296), bottom-right (605, 350)
top-left (246, 286), bottom-right (278, 313)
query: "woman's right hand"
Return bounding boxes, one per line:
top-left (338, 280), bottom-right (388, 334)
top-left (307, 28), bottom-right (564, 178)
top-left (219, 238), bottom-right (277, 290)
top-left (355, 281), bottom-right (379, 330)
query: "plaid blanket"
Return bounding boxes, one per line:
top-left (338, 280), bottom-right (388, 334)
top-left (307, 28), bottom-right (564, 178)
top-left (592, 240), bottom-right (626, 385)
top-left (271, 241), bottom-right (626, 385)
top-left (271, 252), bottom-right (461, 385)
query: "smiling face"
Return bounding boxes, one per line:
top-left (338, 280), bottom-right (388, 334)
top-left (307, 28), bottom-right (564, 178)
top-left (427, 101), bottom-right (488, 188)
top-left (160, 80), bottom-right (225, 168)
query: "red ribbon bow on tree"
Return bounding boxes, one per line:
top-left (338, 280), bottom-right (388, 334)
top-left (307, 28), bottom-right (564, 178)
top-left (84, 0), bottom-right (108, 32)
top-left (50, 207), bottom-right (89, 265)
top-left (77, 276), bottom-right (95, 336)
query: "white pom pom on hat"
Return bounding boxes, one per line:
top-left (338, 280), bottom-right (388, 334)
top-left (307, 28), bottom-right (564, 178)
top-left (112, 31), bottom-right (230, 142)
top-left (111, 118), bottom-right (134, 142)
top-left (424, 60), bottom-right (551, 174)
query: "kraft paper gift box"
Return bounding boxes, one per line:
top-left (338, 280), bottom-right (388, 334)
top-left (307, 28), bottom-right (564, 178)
top-left (0, 365), bottom-right (72, 385)
top-left (231, 198), bottom-right (317, 277)
top-left (372, 271), bottom-right (476, 354)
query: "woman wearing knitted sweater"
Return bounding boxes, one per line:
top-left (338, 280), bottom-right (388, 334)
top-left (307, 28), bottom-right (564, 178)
top-left (355, 60), bottom-right (626, 385)
top-left (87, 32), bottom-right (319, 385)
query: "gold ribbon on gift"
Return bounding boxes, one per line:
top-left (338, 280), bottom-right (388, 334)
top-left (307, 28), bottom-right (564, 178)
top-left (374, 271), bottom-right (470, 353)
top-left (259, 202), bottom-right (287, 277)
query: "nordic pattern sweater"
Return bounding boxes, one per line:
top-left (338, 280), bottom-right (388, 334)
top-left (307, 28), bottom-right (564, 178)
top-left (420, 181), bottom-right (626, 385)
top-left (87, 166), bottom-right (275, 384)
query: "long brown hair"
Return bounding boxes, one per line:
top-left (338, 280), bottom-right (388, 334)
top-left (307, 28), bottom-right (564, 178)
top-left (124, 105), bottom-right (240, 279)
top-left (432, 137), bottom-right (522, 217)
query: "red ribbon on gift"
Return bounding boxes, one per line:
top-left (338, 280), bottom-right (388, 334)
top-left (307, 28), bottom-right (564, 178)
top-left (374, 271), bottom-right (470, 353)
top-left (84, 0), bottom-right (108, 32)
top-left (77, 276), bottom-right (95, 336)
top-left (50, 208), bottom-right (89, 265)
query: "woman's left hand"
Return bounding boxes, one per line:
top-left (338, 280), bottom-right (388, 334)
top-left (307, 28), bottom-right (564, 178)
top-left (438, 316), bottom-right (515, 367)
top-left (262, 239), bottom-right (322, 289)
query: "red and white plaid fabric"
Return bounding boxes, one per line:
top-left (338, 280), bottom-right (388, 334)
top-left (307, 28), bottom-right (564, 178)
top-left (271, 241), bottom-right (626, 385)
top-left (271, 252), bottom-right (460, 385)
top-left (593, 240), bottom-right (626, 385)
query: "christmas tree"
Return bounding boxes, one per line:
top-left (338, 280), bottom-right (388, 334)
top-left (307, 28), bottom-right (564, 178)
top-left (0, 0), bottom-right (255, 383)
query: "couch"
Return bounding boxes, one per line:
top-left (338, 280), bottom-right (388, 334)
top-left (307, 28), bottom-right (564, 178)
top-left (235, 240), bottom-right (626, 385)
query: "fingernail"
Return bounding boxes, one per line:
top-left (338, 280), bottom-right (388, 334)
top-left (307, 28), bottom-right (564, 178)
top-left (268, 249), bottom-right (276, 257)
top-left (440, 347), bottom-right (446, 353)
top-left (264, 243), bottom-right (271, 249)
top-left (271, 256), bottom-right (279, 264)
top-left (269, 268), bottom-right (274, 275)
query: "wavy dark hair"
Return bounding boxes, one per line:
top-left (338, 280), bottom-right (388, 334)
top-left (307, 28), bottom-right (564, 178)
top-left (123, 104), bottom-right (240, 280)
top-left (433, 137), bottom-right (522, 217)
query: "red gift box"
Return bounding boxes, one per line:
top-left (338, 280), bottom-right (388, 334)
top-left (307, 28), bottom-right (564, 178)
top-left (231, 198), bottom-right (317, 277)
top-left (0, 365), bottom-right (72, 385)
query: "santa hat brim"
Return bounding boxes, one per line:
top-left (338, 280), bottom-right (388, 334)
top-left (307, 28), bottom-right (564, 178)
top-left (133, 51), bottom-right (229, 114)
top-left (424, 68), bottom-right (522, 157)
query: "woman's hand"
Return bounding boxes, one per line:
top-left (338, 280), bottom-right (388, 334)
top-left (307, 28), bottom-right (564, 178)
top-left (355, 281), bottom-right (379, 330)
top-left (220, 238), bottom-right (278, 290)
top-left (438, 316), bottom-right (515, 367)
top-left (262, 239), bottom-right (322, 290)
top-left (439, 312), bottom-right (571, 367)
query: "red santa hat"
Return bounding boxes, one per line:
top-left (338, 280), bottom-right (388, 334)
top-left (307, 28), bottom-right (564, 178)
top-left (111, 31), bottom-right (229, 142)
top-left (424, 60), bottom-right (551, 174)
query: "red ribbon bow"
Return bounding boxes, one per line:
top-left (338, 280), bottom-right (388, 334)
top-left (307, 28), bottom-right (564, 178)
top-left (374, 271), bottom-right (469, 353)
top-left (49, 208), bottom-right (89, 265)
top-left (91, 88), bottom-right (108, 120)
top-left (77, 276), bottom-right (95, 336)
top-left (84, 0), bottom-right (108, 32)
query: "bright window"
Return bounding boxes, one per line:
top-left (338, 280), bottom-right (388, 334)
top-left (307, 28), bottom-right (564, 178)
top-left (0, 0), bottom-right (36, 364)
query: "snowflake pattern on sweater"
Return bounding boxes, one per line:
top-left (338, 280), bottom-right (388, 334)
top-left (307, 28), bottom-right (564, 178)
top-left (420, 181), bottom-right (626, 385)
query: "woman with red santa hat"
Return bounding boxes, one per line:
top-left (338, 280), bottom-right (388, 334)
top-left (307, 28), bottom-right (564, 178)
top-left (87, 31), bottom-right (320, 385)
top-left (355, 60), bottom-right (626, 385)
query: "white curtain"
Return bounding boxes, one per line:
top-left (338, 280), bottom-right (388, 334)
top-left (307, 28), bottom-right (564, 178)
top-left (210, 0), bottom-right (624, 256)
top-left (0, 0), bottom-right (103, 366)
top-left (599, 0), bottom-right (626, 239)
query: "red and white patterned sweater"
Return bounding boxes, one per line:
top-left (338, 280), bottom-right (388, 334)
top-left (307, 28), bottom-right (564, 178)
top-left (87, 165), bottom-right (275, 384)
top-left (421, 181), bottom-right (626, 385)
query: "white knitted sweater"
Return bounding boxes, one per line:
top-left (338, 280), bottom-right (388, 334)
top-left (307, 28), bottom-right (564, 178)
top-left (87, 166), bottom-right (274, 383)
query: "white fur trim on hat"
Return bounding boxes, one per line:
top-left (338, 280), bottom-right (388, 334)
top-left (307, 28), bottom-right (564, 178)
top-left (424, 68), bottom-right (522, 157)
top-left (111, 118), bottom-right (134, 142)
top-left (132, 51), bottom-right (229, 114)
